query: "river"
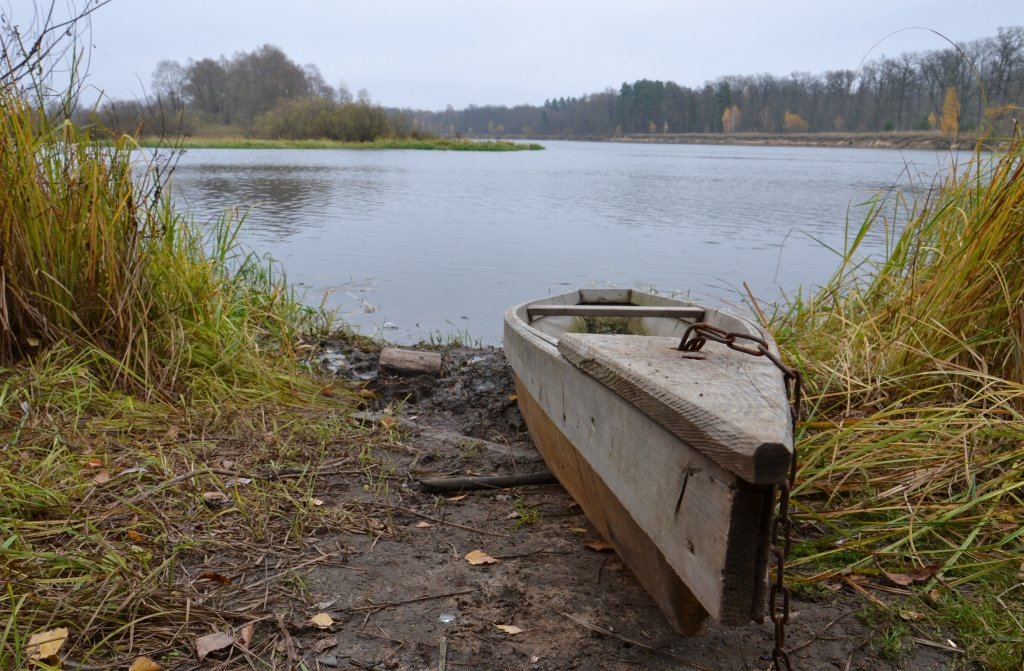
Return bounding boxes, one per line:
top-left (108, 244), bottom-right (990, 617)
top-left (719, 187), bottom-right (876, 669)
top-left (164, 140), bottom-right (957, 345)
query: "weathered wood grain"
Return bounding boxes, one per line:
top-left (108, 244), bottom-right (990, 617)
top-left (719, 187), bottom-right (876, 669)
top-left (504, 291), bottom-right (774, 626)
top-left (557, 333), bottom-right (792, 485)
top-left (515, 376), bottom-right (711, 635)
top-left (379, 347), bottom-right (443, 376)
top-left (527, 305), bottom-right (706, 319)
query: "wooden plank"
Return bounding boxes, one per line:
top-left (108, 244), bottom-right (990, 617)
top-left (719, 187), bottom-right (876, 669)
top-left (379, 347), bottom-right (442, 376)
top-left (515, 376), bottom-right (710, 635)
top-left (504, 305), bottom-right (772, 624)
top-left (579, 288), bottom-right (633, 303)
top-left (557, 333), bottom-right (792, 485)
top-left (527, 305), bottom-right (705, 320)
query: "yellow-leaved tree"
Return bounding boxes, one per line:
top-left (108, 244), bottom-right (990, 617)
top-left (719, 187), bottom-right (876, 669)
top-left (722, 105), bottom-right (742, 133)
top-left (783, 111), bottom-right (809, 133)
top-left (940, 87), bottom-right (960, 137)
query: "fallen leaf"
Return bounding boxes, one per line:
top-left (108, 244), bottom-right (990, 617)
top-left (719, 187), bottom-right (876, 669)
top-left (197, 571), bottom-right (232, 585)
top-left (380, 415), bottom-right (396, 429)
top-left (84, 458), bottom-right (104, 468)
top-left (506, 511), bottom-right (521, 519)
top-left (310, 612), bottom-right (334, 629)
top-left (117, 466), bottom-right (148, 477)
top-left (129, 656), bottom-right (162, 671)
top-left (320, 386), bottom-right (335, 397)
top-left (898, 609), bottom-right (925, 621)
top-left (309, 497), bottom-right (324, 507)
top-left (163, 426), bottom-right (180, 441)
top-left (92, 469), bottom-right (111, 485)
top-left (221, 460), bottom-right (235, 469)
top-left (225, 477), bottom-right (252, 487)
top-left (881, 564), bottom-right (942, 587)
top-left (494, 624), bottom-right (523, 635)
top-left (567, 527), bottom-right (588, 534)
top-left (465, 549), bottom-right (499, 565)
top-left (126, 530), bottom-right (145, 542)
top-left (26, 627), bottom-right (68, 665)
top-left (203, 491), bottom-right (228, 505)
top-left (237, 623), bottom-right (255, 647)
top-left (312, 635), bottom-right (338, 653)
top-left (415, 521), bottom-right (432, 528)
top-left (195, 631), bottom-right (233, 660)
top-left (508, 394), bottom-right (517, 401)
top-left (584, 540), bottom-right (615, 552)
top-left (27, 337), bottom-right (41, 347)
top-left (448, 494), bottom-right (468, 502)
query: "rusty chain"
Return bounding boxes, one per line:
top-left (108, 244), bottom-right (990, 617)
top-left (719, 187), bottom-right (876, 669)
top-left (679, 323), bottom-right (802, 671)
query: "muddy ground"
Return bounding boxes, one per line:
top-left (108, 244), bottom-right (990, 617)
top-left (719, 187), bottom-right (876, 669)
top-left (295, 344), bottom-right (965, 671)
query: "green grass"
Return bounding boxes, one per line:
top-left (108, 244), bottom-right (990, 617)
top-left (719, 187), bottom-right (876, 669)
top-left (767, 133), bottom-right (1024, 669)
top-left (137, 136), bottom-right (544, 151)
top-left (0, 85), bottom-right (377, 666)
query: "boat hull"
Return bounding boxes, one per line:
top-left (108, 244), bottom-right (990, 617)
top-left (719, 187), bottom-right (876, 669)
top-left (504, 289), bottom-right (783, 632)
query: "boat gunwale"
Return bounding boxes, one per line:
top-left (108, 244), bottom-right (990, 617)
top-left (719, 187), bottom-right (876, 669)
top-left (505, 288), bottom-right (793, 486)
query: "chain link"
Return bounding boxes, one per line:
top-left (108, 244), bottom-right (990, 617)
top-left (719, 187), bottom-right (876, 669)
top-left (680, 323), bottom-right (801, 671)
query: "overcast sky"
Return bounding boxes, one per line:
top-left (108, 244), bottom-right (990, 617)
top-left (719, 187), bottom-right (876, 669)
top-left (51, 0), bottom-right (1022, 110)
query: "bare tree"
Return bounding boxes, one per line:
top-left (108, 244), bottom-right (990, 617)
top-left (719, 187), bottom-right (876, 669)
top-left (0, 0), bottom-right (111, 102)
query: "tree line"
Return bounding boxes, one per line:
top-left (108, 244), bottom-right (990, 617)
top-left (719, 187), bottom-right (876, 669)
top-left (82, 28), bottom-right (1022, 141)
top-left (81, 44), bottom-right (411, 141)
top-left (410, 26), bottom-right (1023, 138)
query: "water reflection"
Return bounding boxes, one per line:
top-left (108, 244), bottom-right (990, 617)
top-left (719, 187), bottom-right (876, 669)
top-left (173, 162), bottom-right (390, 240)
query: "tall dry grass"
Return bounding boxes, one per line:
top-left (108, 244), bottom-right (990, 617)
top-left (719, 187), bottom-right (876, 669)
top-left (0, 91), bottom-right (326, 403)
top-left (1, 79), bottom-right (361, 667)
top-left (770, 131), bottom-right (1024, 668)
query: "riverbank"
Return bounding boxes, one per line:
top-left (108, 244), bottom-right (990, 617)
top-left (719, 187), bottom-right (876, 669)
top-left (621, 130), bottom-right (984, 150)
top-left (485, 130), bottom-right (985, 151)
top-left (137, 136), bottom-right (544, 151)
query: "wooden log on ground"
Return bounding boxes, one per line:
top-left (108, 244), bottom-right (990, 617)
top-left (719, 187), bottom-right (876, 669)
top-left (379, 347), bottom-right (442, 376)
top-left (415, 471), bottom-right (558, 492)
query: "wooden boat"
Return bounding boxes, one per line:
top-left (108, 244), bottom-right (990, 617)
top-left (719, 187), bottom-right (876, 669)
top-left (503, 288), bottom-right (793, 635)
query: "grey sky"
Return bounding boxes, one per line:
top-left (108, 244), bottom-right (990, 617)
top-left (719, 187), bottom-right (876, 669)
top-left (66, 0), bottom-right (1021, 110)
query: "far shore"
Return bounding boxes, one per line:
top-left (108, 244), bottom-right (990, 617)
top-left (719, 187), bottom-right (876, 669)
top-left (481, 130), bottom-right (991, 151)
top-left (135, 131), bottom-right (996, 152)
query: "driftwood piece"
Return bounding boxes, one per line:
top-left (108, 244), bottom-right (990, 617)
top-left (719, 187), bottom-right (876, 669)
top-left (415, 471), bottom-right (557, 492)
top-left (379, 347), bottom-right (442, 376)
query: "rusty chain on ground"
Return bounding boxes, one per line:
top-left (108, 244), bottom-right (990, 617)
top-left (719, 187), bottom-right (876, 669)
top-left (679, 323), bottom-right (802, 671)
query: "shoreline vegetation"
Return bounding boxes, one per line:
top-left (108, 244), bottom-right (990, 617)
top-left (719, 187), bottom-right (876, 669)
top-left (89, 30), bottom-right (1022, 151)
top-left (137, 136), bottom-right (544, 151)
top-left (139, 130), bottom-right (981, 152)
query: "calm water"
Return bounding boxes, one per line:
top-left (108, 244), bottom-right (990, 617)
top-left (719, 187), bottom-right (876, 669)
top-left (163, 141), bottom-right (955, 344)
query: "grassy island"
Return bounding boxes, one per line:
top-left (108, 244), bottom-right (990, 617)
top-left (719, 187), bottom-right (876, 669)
top-left (138, 136), bottom-right (544, 151)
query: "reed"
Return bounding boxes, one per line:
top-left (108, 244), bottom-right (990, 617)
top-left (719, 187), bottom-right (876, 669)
top-left (770, 132), bottom-right (1024, 668)
top-left (0, 91), bottom-right (334, 402)
top-left (1, 80), bottom-right (371, 666)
